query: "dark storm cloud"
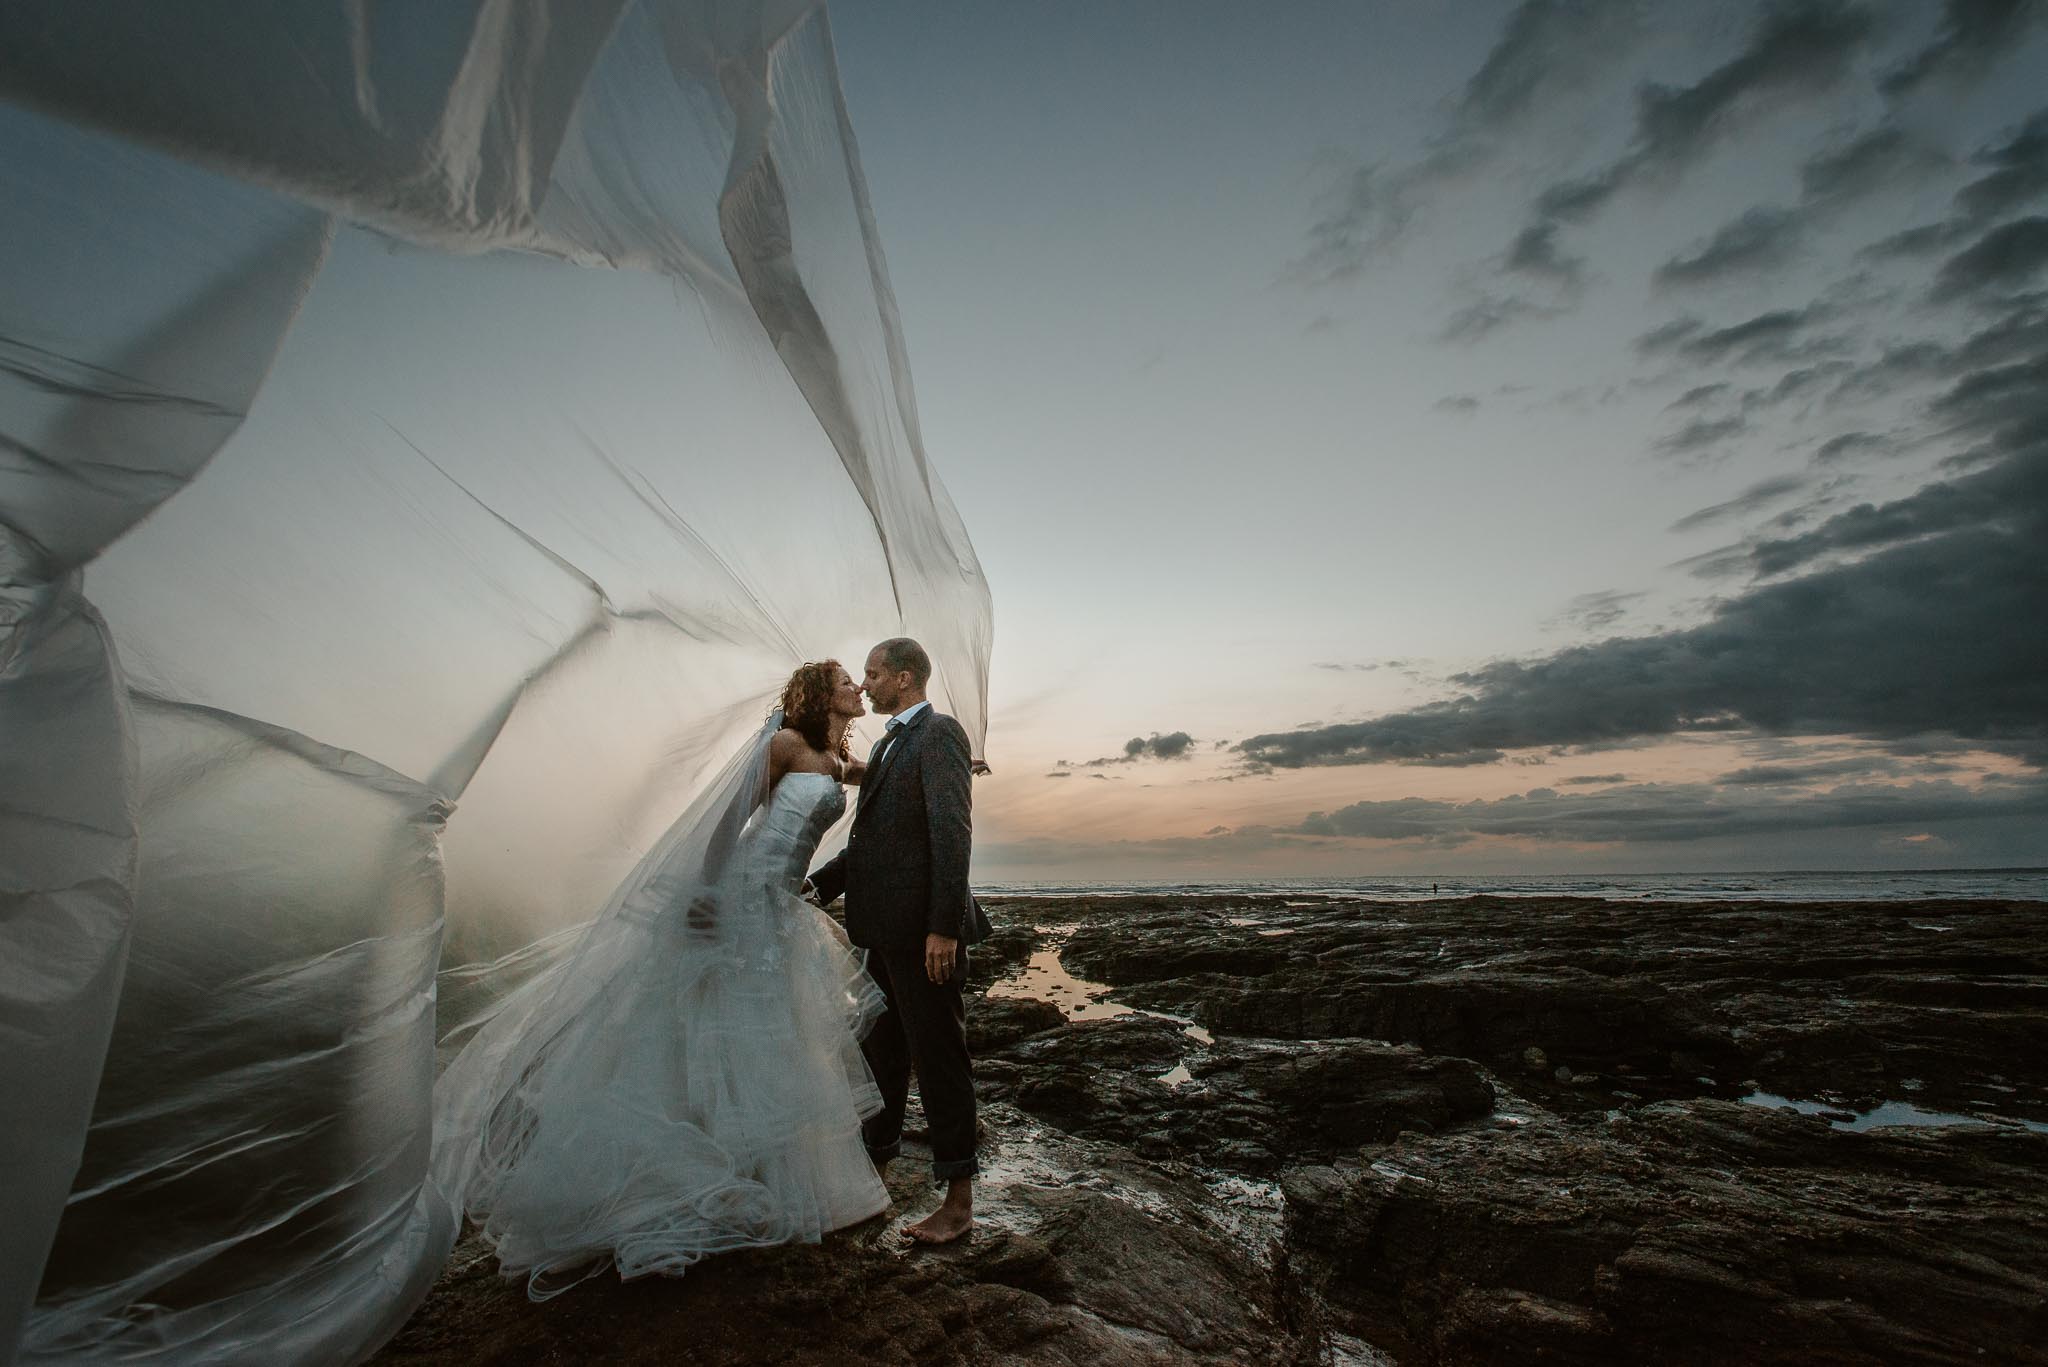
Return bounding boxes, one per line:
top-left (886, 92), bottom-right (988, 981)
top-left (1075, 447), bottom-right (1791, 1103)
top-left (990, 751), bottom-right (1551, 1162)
top-left (1881, 0), bottom-right (2045, 99)
top-left (1237, 417), bottom-right (2048, 771)
top-left (1434, 394), bottom-right (1482, 415)
top-left (1656, 206), bottom-right (1805, 287)
top-left (1560, 773), bottom-right (1629, 785)
top-left (1747, 424), bottom-right (2046, 574)
top-left (1292, 776), bottom-right (2048, 846)
top-left (1932, 216), bottom-right (2048, 299)
top-left (1291, 0), bottom-right (1641, 282)
top-left (1670, 475), bottom-right (1807, 532)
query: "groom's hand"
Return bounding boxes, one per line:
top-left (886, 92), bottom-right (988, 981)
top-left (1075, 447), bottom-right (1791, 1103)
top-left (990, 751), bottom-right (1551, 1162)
top-left (924, 933), bottom-right (960, 984)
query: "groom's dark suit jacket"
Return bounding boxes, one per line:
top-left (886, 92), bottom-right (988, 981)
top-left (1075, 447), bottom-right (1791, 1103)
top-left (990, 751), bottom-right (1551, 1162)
top-left (810, 704), bottom-right (991, 949)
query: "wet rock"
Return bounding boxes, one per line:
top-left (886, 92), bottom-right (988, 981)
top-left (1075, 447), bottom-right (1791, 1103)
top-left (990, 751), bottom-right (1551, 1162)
top-left (1283, 1100), bottom-right (2048, 1365)
top-left (375, 1110), bottom-right (1300, 1367)
top-left (969, 994), bottom-right (1066, 1053)
top-left (982, 1015), bottom-right (1493, 1173)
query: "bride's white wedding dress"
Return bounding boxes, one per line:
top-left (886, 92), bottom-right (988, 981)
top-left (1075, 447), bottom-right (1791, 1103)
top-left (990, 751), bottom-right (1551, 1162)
top-left (433, 753), bottom-right (888, 1299)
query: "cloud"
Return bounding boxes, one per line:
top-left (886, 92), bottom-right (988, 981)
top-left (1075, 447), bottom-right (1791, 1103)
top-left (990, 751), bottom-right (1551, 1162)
top-left (1657, 415), bottom-right (1749, 459)
top-left (1439, 293), bottom-right (1555, 343)
top-left (1881, 0), bottom-right (2045, 100)
top-left (1638, 307), bottom-right (1843, 369)
top-left (1132, 731), bottom-right (1196, 760)
top-left (1292, 776), bottom-right (2048, 846)
top-left (1553, 589), bottom-right (1646, 632)
top-left (1750, 361), bottom-right (1855, 411)
top-left (1746, 427), bottom-right (2045, 575)
top-left (1655, 128), bottom-right (1943, 290)
top-left (1859, 108), bottom-right (2048, 262)
top-left (1238, 406), bottom-right (2048, 770)
top-left (1932, 216), bottom-right (2048, 299)
top-left (1434, 394), bottom-right (1481, 415)
top-left (1713, 754), bottom-right (1940, 785)
top-left (1045, 771), bottom-right (1073, 779)
top-left (1456, 0), bottom-right (1643, 129)
top-left (1560, 773), bottom-right (1629, 785)
top-left (1954, 107), bottom-right (2048, 223)
top-left (1801, 125), bottom-right (1939, 202)
top-left (1813, 431), bottom-right (1894, 463)
top-left (1494, 0), bottom-right (1878, 317)
top-left (1670, 475), bottom-right (1808, 532)
top-left (1503, 221), bottom-right (1586, 288)
top-left (1668, 383), bottom-right (1733, 411)
top-left (1076, 730), bottom-right (1199, 767)
top-left (1656, 206), bottom-right (1806, 287)
top-left (1290, 0), bottom-right (1642, 282)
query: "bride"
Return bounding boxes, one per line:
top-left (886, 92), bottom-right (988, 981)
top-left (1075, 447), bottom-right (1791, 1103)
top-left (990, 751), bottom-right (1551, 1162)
top-left (432, 661), bottom-right (890, 1298)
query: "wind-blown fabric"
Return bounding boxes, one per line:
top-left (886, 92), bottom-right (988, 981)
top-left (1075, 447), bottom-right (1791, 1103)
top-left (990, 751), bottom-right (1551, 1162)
top-left (0, 3), bottom-right (990, 1362)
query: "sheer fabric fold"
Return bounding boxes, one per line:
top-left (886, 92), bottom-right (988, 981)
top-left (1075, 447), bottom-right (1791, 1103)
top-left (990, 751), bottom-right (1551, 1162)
top-left (0, 3), bottom-right (989, 1362)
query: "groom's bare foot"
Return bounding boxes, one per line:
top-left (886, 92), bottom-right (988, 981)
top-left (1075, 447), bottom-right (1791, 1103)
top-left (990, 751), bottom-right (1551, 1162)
top-left (904, 1179), bottom-right (972, 1244)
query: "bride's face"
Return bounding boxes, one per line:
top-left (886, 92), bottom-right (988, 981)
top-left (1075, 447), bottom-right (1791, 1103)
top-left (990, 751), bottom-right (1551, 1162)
top-left (830, 667), bottom-right (865, 718)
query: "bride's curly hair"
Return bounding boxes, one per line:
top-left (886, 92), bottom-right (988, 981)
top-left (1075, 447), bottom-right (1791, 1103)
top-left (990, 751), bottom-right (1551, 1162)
top-left (777, 660), bottom-right (852, 760)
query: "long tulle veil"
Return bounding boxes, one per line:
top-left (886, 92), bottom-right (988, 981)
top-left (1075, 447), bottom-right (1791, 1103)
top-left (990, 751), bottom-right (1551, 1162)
top-left (428, 711), bottom-right (787, 1215)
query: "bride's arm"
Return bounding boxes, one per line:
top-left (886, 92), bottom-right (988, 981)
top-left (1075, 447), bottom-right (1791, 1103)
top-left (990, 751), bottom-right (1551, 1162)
top-left (842, 757), bottom-right (867, 785)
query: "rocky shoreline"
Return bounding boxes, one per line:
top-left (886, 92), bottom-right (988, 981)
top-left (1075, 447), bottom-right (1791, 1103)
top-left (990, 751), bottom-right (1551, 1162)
top-left (374, 894), bottom-right (2048, 1365)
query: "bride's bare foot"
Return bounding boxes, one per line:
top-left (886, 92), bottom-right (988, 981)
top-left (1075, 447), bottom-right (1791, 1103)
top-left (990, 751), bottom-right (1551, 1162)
top-left (903, 1178), bottom-right (972, 1244)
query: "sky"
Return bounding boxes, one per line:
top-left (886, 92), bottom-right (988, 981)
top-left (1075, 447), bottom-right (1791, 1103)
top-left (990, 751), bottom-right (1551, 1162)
top-left (832, 0), bottom-right (2048, 878)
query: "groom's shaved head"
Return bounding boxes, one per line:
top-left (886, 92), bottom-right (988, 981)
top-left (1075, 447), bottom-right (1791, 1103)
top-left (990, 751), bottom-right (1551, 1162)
top-left (874, 637), bottom-right (932, 687)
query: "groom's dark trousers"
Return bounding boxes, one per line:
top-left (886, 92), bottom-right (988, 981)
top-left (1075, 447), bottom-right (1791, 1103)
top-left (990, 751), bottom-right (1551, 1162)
top-left (809, 704), bottom-right (991, 1181)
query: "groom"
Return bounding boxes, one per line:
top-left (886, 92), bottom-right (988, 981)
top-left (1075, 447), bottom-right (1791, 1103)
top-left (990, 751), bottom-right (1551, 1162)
top-left (807, 637), bottom-right (990, 1243)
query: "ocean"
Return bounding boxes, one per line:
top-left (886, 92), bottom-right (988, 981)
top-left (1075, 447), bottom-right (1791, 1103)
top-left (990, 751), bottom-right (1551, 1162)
top-left (977, 867), bottom-right (2048, 901)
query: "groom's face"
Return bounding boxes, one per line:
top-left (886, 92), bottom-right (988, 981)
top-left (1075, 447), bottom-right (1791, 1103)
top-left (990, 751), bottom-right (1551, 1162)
top-left (862, 649), bottom-right (903, 713)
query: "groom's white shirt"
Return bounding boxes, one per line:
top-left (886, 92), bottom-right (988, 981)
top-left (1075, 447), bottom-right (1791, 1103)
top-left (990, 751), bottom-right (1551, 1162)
top-left (871, 699), bottom-right (929, 759)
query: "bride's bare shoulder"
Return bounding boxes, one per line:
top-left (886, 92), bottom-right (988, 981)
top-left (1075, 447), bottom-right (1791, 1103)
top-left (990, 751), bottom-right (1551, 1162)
top-left (771, 727), bottom-right (838, 778)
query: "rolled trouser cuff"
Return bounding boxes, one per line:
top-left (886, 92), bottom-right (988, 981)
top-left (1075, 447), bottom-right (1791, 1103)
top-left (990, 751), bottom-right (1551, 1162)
top-left (932, 1154), bottom-right (979, 1181)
